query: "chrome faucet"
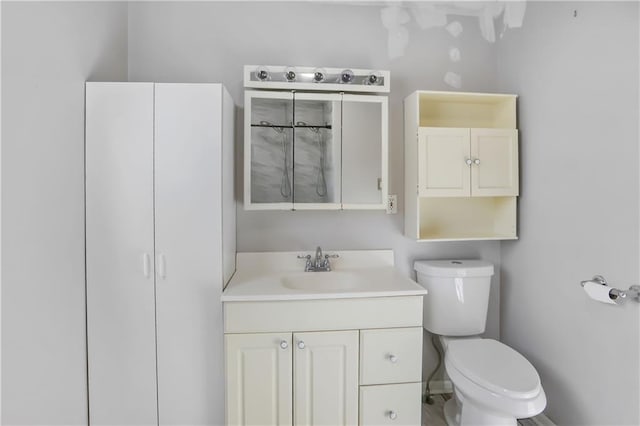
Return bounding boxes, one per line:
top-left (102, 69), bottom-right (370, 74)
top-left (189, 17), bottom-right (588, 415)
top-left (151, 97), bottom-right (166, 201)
top-left (297, 246), bottom-right (339, 272)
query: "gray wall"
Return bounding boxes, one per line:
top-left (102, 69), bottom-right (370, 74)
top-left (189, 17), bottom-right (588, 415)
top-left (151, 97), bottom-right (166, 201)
top-left (1, 2), bottom-right (128, 424)
top-left (127, 0), bottom-right (502, 338)
top-left (497, 2), bottom-right (640, 424)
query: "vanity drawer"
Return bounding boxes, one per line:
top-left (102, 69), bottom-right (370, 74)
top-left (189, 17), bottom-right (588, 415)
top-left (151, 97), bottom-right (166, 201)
top-left (360, 327), bottom-right (422, 385)
top-left (359, 382), bottom-right (422, 426)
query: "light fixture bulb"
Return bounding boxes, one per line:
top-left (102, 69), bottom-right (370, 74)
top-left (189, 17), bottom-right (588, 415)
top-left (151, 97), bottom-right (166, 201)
top-left (254, 66), bottom-right (270, 81)
top-left (284, 66), bottom-right (297, 82)
top-left (340, 69), bottom-right (354, 84)
top-left (366, 71), bottom-right (383, 85)
top-left (313, 68), bottom-right (326, 83)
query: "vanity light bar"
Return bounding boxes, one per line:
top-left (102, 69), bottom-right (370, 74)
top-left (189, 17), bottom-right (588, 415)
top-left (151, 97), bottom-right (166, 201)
top-left (244, 65), bottom-right (390, 93)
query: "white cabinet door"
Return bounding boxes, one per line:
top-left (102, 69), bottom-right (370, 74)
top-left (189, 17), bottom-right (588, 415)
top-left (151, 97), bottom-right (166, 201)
top-left (294, 330), bottom-right (359, 426)
top-left (154, 84), bottom-right (224, 425)
top-left (341, 94), bottom-right (388, 209)
top-left (85, 82), bottom-right (158, 425)
top-left (418, 128), bottom-right (471, 197)
top-left (470, 128), bottom-right (519, 196)
top-left (225, 333), bottom-right (293, 426)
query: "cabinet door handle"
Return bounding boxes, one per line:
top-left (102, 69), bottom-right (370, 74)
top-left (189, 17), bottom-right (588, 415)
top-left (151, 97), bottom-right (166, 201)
top-left (388, 354), bottom-right (398, 363)
top-left (158, 254), bottom-right (166, 279)
top-left (388, 410), bottom-right (397, 420)
top-left (465, 158), bottom-right (473, 166)
top-left (142, 253), bottom-right (151, 279)
top-left (280, 340), bottom-right (289, 350)
top-left (297, 341), bottom-right (305, 349)
top-left (474, 158), bottom-right (481, 165)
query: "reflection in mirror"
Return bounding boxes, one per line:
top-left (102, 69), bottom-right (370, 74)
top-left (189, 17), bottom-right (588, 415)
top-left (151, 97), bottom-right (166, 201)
top-left (250, 97), bottom-right (293, 204)
top-left (293, 99), bottom-right (341, 205)
top-left (342, 99), bottom-right (383, 206)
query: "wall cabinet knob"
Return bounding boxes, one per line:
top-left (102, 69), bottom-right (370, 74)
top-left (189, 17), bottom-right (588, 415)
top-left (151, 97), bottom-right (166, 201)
top-left (280, 340), bottom-right (288, 350)
top-left (465, 158), bottom-right (473, 166)
top-left (388, 410), bottom-right (397, 420)
top-left (297, 341), bottom-right (305, 349)
top-left (389, 354), bottom-right (398, 363)
top-left (474, 158), bottom-right (481, 165)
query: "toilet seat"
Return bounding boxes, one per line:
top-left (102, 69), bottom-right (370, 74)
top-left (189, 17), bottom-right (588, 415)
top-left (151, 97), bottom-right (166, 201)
top-left (446, 339), bottom-right (541, 399)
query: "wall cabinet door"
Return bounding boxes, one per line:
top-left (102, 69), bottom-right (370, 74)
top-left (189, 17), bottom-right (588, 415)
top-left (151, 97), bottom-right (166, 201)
top-left (293, 330), bottom-right (359, 426)
top-left (225, 333), bottom-right (293, 426)
top-left (86, 82), bottom-right (158, 425)
top-left (418, 127), bottom-right (518, 198)
top-left (154, 84), bottom-right (226, 425)
top-left (418, 127), bottom-right (471, 197)
top-left (470, 128), bottom-right (519, 196)
top-left (342, 94), bottom-right (388, 209)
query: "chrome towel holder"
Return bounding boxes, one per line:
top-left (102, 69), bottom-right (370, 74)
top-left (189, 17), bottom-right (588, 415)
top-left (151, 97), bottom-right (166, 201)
top-left (580, 275), bottom-right (640, 302)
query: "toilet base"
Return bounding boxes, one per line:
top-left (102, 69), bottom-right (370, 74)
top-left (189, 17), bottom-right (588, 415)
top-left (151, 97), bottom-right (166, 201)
top-left (443, 392), bottom-right (517, 426)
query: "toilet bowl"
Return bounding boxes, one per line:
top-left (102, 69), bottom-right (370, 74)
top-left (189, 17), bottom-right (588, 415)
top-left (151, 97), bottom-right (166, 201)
top-left (442, 337), bottom-right (546, 425)
top-left (414, 260), bottom-right (547, 426)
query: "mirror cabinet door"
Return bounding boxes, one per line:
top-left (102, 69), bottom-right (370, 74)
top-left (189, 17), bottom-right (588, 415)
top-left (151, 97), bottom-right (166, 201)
top-left (293, 93), bottom-right (342, 209)
top-left (246, 91), bottom-right (294, 208)
top-left (341, 95), bottom-right (388, 209)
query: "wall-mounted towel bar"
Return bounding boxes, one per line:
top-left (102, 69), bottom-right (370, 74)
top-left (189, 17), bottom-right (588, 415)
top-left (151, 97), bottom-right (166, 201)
top-left (580, 275), bottom-right (640, 304)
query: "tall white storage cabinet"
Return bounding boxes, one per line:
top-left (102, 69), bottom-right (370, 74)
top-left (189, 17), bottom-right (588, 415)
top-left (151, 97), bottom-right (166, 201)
top-left (86, 82), bottom-right (236, 425)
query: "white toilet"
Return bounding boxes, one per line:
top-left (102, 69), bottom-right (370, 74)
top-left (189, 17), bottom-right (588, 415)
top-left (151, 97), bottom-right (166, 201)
top-left (415, 260), bottom-right (546, 426)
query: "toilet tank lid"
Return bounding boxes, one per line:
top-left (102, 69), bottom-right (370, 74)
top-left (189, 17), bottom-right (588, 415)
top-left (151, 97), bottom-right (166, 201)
top-left (414, 260), bottom-right (494, 277)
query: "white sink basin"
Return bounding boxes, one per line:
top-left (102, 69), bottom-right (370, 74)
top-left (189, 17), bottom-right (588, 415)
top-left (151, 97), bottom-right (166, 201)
top-left (281, 272), bottom-right (363, 291)
top-left (221, 250), bottom-right (428, 301)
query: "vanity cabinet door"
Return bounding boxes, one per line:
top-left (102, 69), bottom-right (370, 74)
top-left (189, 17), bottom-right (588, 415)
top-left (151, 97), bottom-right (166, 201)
top-left (225, 333), bottom-right (293, 426)
top-left (293, 330), bottom-right (359, 426)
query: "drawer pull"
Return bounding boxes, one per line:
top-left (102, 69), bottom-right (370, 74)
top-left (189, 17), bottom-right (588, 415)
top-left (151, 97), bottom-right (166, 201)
top-left (280, 340), bottom-right (288, 350)
top-left (388, 410), bottom-right (397, 420)
top-left (388, 354), bottom-right (398, 363)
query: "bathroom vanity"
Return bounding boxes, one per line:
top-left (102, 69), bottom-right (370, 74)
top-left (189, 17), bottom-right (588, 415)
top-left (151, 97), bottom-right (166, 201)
top-left (222, 250), bottom-right (427, 426)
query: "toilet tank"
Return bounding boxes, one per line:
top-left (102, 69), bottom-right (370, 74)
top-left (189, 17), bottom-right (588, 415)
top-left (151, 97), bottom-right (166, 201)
top-left (414, 260), bottom-right (494, 336)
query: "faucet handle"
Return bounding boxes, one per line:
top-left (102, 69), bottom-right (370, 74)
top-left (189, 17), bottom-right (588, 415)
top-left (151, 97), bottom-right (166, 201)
top-left (297, 254), bottom-right (312, 260)
top-left (324, 254), bottom-right (339, 259)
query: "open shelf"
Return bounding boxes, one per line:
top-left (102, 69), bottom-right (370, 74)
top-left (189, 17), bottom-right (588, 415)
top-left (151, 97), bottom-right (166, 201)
top-left (416, 197), bottom-right (517, 241)
top-left (417, 90), bottom-right (516, 129)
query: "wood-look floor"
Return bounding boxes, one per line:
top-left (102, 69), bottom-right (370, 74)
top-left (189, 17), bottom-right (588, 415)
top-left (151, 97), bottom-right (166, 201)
top-left (423, 394), bottom-right (554, 426)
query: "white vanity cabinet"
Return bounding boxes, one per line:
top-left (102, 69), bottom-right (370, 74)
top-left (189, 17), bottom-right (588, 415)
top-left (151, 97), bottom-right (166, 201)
top-left (86, 82), bottom-right (235, 425)
top-left (224, 297), bottom-right (423, 426)
top-left (244, 90), bottom-right (388, 210)
top-left (405, 90), bottom-right (519, 241)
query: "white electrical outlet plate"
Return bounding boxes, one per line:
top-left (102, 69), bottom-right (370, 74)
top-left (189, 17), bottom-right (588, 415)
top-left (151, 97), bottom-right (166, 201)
top-left (387, 194), bottom-right (398, 214)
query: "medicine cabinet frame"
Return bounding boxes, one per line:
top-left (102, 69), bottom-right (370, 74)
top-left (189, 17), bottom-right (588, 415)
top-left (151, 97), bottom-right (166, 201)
top-left (244, 90), bottom-right (388, 211)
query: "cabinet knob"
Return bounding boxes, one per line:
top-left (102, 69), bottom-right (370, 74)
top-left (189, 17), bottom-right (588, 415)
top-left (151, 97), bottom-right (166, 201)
top-left (388, 354), bottom-right (398, 363)
top-left (280, 340), bottom-right (288, 350)
top-left (388, 410), bottom-right (397, 420)
top-left (465, 158), bottom-right (473, 166)
top-left (474, 158), bottom-right (481, 165)
top-left (297, 341), bottom-right (305, 349)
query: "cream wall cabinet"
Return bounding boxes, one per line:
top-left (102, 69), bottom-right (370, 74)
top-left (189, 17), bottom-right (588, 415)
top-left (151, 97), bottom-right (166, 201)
top-left (244, 91), bottom-right (388, 210)
top-left (86, 83), bottom-right (235, 425)
top-left (224, 297), bottom-right (423, 426)
top-left (405, 90), bottom-right (519, 241)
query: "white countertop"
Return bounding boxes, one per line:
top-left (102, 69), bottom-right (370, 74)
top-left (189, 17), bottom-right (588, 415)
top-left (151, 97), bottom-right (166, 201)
top-left (222, 250), bottom-right (427, 302)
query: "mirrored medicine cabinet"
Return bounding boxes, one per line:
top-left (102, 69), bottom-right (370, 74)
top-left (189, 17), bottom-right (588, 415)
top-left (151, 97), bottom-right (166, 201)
top-left (243, 66), bottom-right (389, 211)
